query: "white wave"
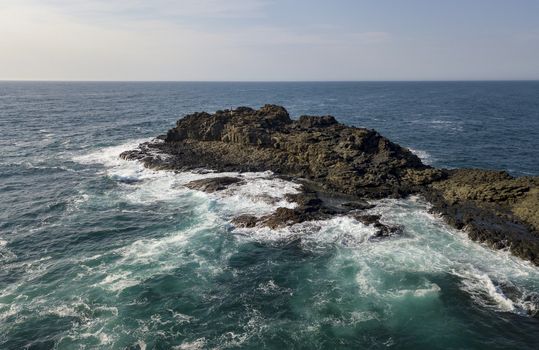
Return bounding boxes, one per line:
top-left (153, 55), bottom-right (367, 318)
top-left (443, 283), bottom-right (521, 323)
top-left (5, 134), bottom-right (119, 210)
top-left (169, 310), bottom-right (194, 324)
top-left (16, 162), bottom-right (77, 172)
top-left (135, 341), bottom-right (147, 350)
top-left (93, 231), bottom-right (201, 292)
top-left (409, 148), bottom-right (434, 165)
top-left (0, 303), bottom-right (22, 323)
top-left (214, 308), bottom-right (267, 349)
top-left (174, 338), bottom-right (206, 350)
top-left (72, 138), bottom-right (153, 167)
top-left (233, 215), bottom-right (377, 247)
top-left (0, 239), bottom-right (16, 263)
top-left (63, 329), bottom-right (113, 347)
top-left (410, 118), bottom-right (464, 132)
top-left (98, 271), bottom-right (139, 292)
top-left (61, 139), bottom-right (539, 324)
top-left (211, 174), bottom-right (301, 217)
top-left (348, 311), bottom-right (379, 324)
top-left (355, 261), bottom-right (382, 296)
top-left (515, 292), bottom-right (539, 316)
top-left (356, 196), bottom-right (539, 315)
top-left (428, 119), bottom-right (464, 132)
top-left (452, 267), bottom-right (515, 312)
top-left (256, 280), bottom-right (292, 296)
top-left (72, 140), bottom-right (300, 217)
top-left (39, 304), bottom-right (83, 318)
top-left (389, 282), bottom-right (441, 298)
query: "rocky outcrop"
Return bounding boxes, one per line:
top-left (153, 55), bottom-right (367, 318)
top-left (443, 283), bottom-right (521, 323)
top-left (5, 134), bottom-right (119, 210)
top-left (121, 105), bottom-right (539, 265)
top-left (427, 169), bottom-right (539, 231)
top-left (423, 169), bottom-right (539, 265)
top-left (122, 105), bottom-right (444, 198)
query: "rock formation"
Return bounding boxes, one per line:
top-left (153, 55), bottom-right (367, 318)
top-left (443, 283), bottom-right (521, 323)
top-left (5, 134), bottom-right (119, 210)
top-left (423, 169), bottom-right (539, 265)
top-left (121, 105), bottom-right (539, 265)
top-left (122, 105), bottom-right (443, 198)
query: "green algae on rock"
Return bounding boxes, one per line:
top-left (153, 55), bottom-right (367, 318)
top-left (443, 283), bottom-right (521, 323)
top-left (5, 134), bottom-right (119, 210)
top-left (424, 169), bottom-right (539, 265)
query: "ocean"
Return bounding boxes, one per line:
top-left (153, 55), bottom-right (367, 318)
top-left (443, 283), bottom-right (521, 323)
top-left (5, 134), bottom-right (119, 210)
top-left (1, 81), bottom-right (539, 349)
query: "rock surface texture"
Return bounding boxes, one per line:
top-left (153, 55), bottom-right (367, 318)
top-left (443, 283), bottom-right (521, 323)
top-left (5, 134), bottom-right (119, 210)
top-left (121, 105), bottom-right (539, 265)
top-left (423, 169), bottom-right (539, 265)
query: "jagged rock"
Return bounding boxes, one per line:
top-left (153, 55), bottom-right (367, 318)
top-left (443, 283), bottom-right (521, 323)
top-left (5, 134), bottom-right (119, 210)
top-left (121, 105), bottom-right (539, 265)
top-left (426, 169), bottom-right (539, 234)
top-left (185, 176), bottom-right (243, 193)
top-left (285, 190), bottom-right (323, 208)
top-left (231, 215), bottom-right (258, 228)
top-left (297, 115), bottom-right (338, 128)
top-left (122, 104), bottom-right (432, 198)
top-left (423, 169), bottom-right (539, 265)
top-left (230, 185), bottom-right (369, 229)
top-left (261, 207), bottom-right (315, 229)
top-left (259, 187), bottom-right (337, 229)
top-left (352, 214), bottom-right (404, 238)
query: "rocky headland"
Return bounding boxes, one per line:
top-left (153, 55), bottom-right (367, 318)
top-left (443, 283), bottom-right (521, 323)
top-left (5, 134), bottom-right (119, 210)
top-left (121, 105), bottom-right (539, 265)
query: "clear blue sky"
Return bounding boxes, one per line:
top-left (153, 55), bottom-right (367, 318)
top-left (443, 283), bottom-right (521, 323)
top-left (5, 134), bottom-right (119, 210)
top-left (1, 0), bottom-right (538, 81)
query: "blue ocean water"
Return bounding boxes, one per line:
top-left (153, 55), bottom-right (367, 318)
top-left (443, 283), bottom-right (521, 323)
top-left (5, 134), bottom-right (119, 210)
top-left (1, 81), bottom-right (539, 349)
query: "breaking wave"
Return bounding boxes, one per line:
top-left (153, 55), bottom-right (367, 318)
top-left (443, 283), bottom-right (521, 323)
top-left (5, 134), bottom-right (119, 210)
top-left (1, 139), bottom-right (538, 348)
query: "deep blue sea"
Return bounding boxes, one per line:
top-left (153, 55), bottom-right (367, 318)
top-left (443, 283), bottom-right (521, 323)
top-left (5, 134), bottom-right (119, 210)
top-left (1, 81), bottom-right (539, 349)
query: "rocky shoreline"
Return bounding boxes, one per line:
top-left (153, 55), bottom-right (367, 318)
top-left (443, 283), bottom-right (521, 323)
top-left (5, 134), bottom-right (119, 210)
top-left (121, 105), bottom-right (539, 265)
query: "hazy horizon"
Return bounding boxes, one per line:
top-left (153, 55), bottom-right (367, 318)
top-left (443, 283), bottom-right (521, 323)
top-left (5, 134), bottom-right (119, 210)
top-left (2, 79), bottom-right (539, 83)
top-left (2, 0), bottom-right (539, 81)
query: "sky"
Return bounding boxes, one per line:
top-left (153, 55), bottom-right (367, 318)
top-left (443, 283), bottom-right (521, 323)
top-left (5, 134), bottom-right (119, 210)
top-left (1, 0), bottom-right (538, 81)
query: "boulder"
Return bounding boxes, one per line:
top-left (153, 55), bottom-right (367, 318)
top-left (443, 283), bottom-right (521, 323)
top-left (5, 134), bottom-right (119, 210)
top-left (185, 176), bottom-right (243, 193)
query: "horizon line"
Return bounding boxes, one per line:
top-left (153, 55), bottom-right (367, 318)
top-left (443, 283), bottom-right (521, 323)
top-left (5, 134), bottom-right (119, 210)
top-left (1, 79), bottom-right (539, 83)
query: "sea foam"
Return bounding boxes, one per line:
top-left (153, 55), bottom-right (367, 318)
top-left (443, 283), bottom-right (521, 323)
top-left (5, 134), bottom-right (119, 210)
top-left (68, 139), bottom-right (539, 321)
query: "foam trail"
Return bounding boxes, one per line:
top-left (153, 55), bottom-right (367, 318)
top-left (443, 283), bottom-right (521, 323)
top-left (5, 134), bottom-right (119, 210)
top-left (362, 197), bottom-right (539, 314)
top-left (73, 140), bottom-right (301, 215)
top-left (452, 268), bottom-right (515, 312)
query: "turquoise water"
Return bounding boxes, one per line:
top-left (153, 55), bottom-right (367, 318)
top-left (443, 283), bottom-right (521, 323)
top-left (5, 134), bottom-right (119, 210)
top-left (1, 82), bottom-right (539, 349)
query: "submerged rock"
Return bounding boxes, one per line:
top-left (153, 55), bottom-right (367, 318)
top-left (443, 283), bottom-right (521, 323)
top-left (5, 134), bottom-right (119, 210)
top-left (352, 214), bottom-right (404, 239)
top-left (121, 105), bottom-right (539, 265)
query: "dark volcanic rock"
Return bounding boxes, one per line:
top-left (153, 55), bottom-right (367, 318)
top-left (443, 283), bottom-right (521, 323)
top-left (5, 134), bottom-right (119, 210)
top-left (297, 115), bottom-right (338, 128)
top-left (185, 176), bottom-right (243, 193)
top-left (231, 214), bottom-right (258, 228)
top-left (121, 104), bottom-right (443, 198)
top-left (423, 169), bottom-right (539, 265)
top-left (261, 207), bottom-right (318, 229)
top-left (230, 186), bottom-right (340, 229)
top-left (121, 105), bottom-right (539, 265)
top-left (427, 169), bottom-right (539, 231)
top-left (352, 214), bottom-right (404, 239)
